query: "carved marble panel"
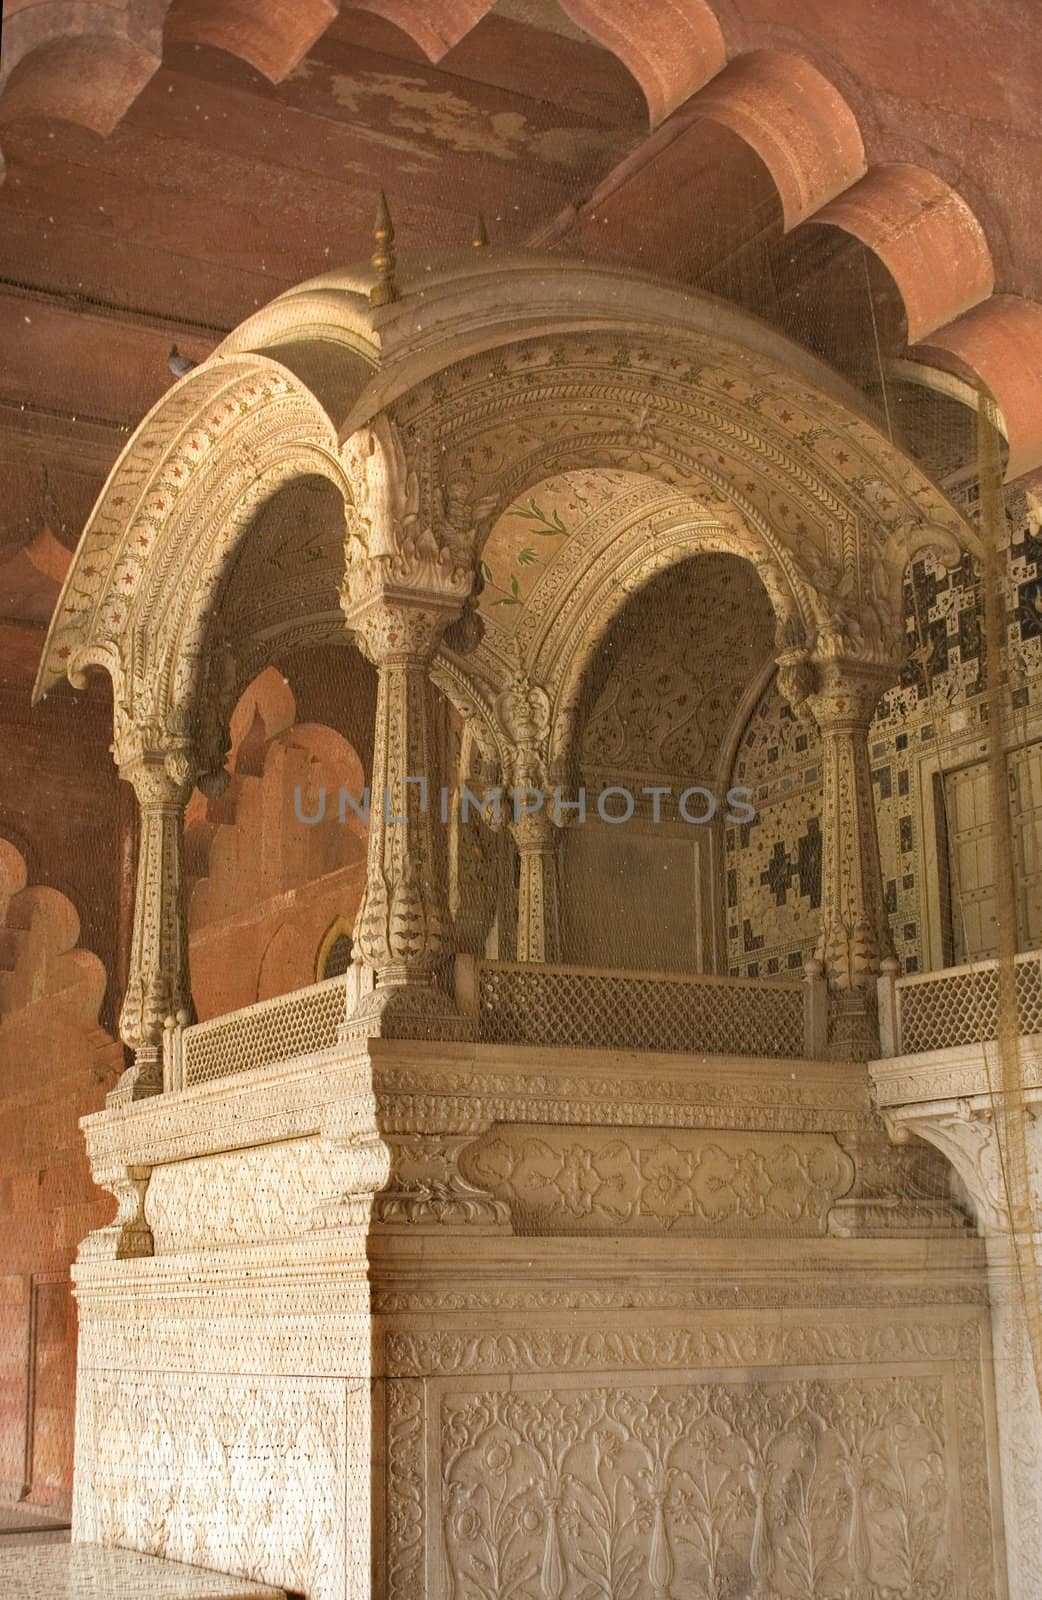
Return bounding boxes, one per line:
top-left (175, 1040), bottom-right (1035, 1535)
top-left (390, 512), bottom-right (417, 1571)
top-left (73, 1371), bottom-right (363, 1600)
top-left (144, 1138), bottom-right (360, 1249)
top-left (437, 1376), bottom-right (956, 1600)
top-left (380, 1313), bottom-right (1001, 1600)
top-left (458, 1126), bottom-right (855, 1235)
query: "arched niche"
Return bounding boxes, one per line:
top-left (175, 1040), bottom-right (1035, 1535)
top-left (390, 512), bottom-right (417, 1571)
top-left (555, 550), bottom-right (777, 974)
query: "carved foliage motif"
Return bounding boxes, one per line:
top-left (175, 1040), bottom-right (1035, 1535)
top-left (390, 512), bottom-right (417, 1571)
top-left (439, 1378), bottom-right (956, 1600)
top-left (341, 413), bottom-right (488, 616)
top-left (459, 1128), bottom-right (855, 1236)
top-left (495, 675), bottom-right (552, 790)
top-left (374, 1137), bottom-right (510, 1229)
top-left (76, 1373), bottom-right (354, 1600)
top-left (387, 1381), bottom-right (426, 1600)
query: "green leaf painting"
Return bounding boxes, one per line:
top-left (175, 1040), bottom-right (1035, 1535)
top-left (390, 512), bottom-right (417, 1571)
top-left (480, 497), bottom-right (570, 611)
top-left (510, 498), bottom-right (567, 536)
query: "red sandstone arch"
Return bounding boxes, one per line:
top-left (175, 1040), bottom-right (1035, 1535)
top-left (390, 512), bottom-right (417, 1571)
top-left (0, 10), bottom-right (161, 171)
top-left (684, 50), bottom-right (865, 227)
top-left (0, 839), bottom-right (108, 1017)
top-left (0, 836), bottom-right (28, 913)
top-left (163, 0), bottom-right (337, 83)
top-left (916, 296), bottom-right (1042, 484)
top-left (347, 0), bottom-right (495, 63)
top-left (0, 838), bottom-right (122, 1504)
top-left (812, 164), bottom-right (994, 345)
top-left (559, 0), bottom-right (726, 127)
top-left (184, 671), bottom-right (368, 1017)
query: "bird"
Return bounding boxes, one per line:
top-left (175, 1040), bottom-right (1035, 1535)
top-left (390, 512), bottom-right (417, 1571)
top-left (168, 344), bottom-right (198, 378)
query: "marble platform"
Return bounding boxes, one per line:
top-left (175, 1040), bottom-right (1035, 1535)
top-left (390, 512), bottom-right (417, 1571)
top-left (67, 1035), bottom-right (1006, 1600)
top-left (0, 1543), bottom-right (285, 1600)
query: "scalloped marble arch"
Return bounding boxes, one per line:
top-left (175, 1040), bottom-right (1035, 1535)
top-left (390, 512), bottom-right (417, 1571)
top-left (33, 354), bottom-right (351, 753)
top-left (35, 254), bottom-right (975, 776)
top-left (438, 477), bottom-right (756, 781)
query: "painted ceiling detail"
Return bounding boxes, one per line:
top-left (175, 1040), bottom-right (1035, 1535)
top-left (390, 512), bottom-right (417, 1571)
top-left (479, 470), bottom-right (634, 624)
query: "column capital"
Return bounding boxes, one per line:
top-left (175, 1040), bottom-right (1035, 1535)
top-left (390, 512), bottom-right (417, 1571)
top-left (511, 807), bottom-right (561, 851)
top-left (111, 716), bottom-right (198, 803)
top-left (342, 585), bottom-right (462, 668)
top-left (495, 675), bottom-right (553, 794)
top-left (805, 656), bottom-right (895, 729)
top-left (777, 648), bottom-right (895, 730)
top-left (339, 411), bottom-right (493, 655)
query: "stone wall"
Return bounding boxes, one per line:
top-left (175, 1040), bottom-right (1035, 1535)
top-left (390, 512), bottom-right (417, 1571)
top-left (0, 661), bottom-right (372, 1510)
top-left (0, 840), bottom-right (122, 1510)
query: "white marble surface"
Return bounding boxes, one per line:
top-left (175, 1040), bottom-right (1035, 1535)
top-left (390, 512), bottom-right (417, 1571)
top-left (0, 1544), bottom-right (284, 1600)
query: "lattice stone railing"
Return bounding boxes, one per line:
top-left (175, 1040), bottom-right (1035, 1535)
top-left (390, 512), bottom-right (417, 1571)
top-left (457, 957), bottom-right (814, 1059)
top-left (878, 950), bottom-right (1042, 1057)
top-left (166, 958), bottom-right (821, 1089)
top-left (168, 970), bottom-right (369, 1090)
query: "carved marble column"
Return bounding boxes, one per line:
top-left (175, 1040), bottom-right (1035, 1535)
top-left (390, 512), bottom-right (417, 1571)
top-left (784, 652), bottom-right (895, 1055)
top-left (495, 676), bottom-right (562, 964)
top-left (342, 592), bottom-right (467, 1038)
top-left (339, 413), bottom-right (482, 1039)
top-left (111, 726), bottom-right (196, 1106)
top-left (883, 1096), bottom-right (1042, 1598)
top-left (512, 809), bottom-right (562, 963)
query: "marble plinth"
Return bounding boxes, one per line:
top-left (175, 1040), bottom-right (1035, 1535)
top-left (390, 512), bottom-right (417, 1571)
top-left (70, 1037), bottom-right (1009, 1600)
top-left (0, 1543), bottom-right (284, 1599)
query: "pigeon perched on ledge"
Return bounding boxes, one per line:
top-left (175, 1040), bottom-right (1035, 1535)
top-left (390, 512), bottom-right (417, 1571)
top-left (168, 345), bottom-right (198, 378)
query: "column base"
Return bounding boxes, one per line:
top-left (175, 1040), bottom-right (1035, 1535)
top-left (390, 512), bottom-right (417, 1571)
top-left (825, 987), bottom-right (880, 1062)
top-left (106, 1051), bottom-right (162, 1108)
top-left (340, 979), bottom-right (474, 1043)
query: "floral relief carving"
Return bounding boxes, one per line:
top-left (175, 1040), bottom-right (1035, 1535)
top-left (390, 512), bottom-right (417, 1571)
top-left (458, 1128), bottom-right (855, 1235)
top-left (579, 554), bottom-right (775, 785)
top-left (387, 1381), bottom-right (426, 1600)
top-left (340, 413), bottom-right (495, 620)
top-left (384, 1319), bottom-right (983, 1379)
top-left (77, 1373), bottom-right (353, 1600)
top-left (437, 1378), bottom-right (959, 1600)
top-left (373, 1136), bottom-right (510, 1229)
top-left (143, 1138), bottom-right (373, 1249)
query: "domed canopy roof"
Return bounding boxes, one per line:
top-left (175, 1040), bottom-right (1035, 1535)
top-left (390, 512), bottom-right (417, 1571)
top-left (215, 246), bottom-right (893, 443)
top-left (34, 247), bottom-right (973, 762)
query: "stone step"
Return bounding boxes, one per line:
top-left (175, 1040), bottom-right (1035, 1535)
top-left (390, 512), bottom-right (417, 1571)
top-left (0, 1506), bottom-right (70, 1537)
top-left (0, 1543), bottom-right (286, 1600)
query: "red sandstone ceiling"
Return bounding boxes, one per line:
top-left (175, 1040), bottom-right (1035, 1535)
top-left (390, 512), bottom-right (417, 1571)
top-left (3, 0), bottom-right (1042, 655)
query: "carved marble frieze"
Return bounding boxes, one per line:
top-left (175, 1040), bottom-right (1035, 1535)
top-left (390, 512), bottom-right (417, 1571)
top-left (457, 1125), bottom-right (855, 1236)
